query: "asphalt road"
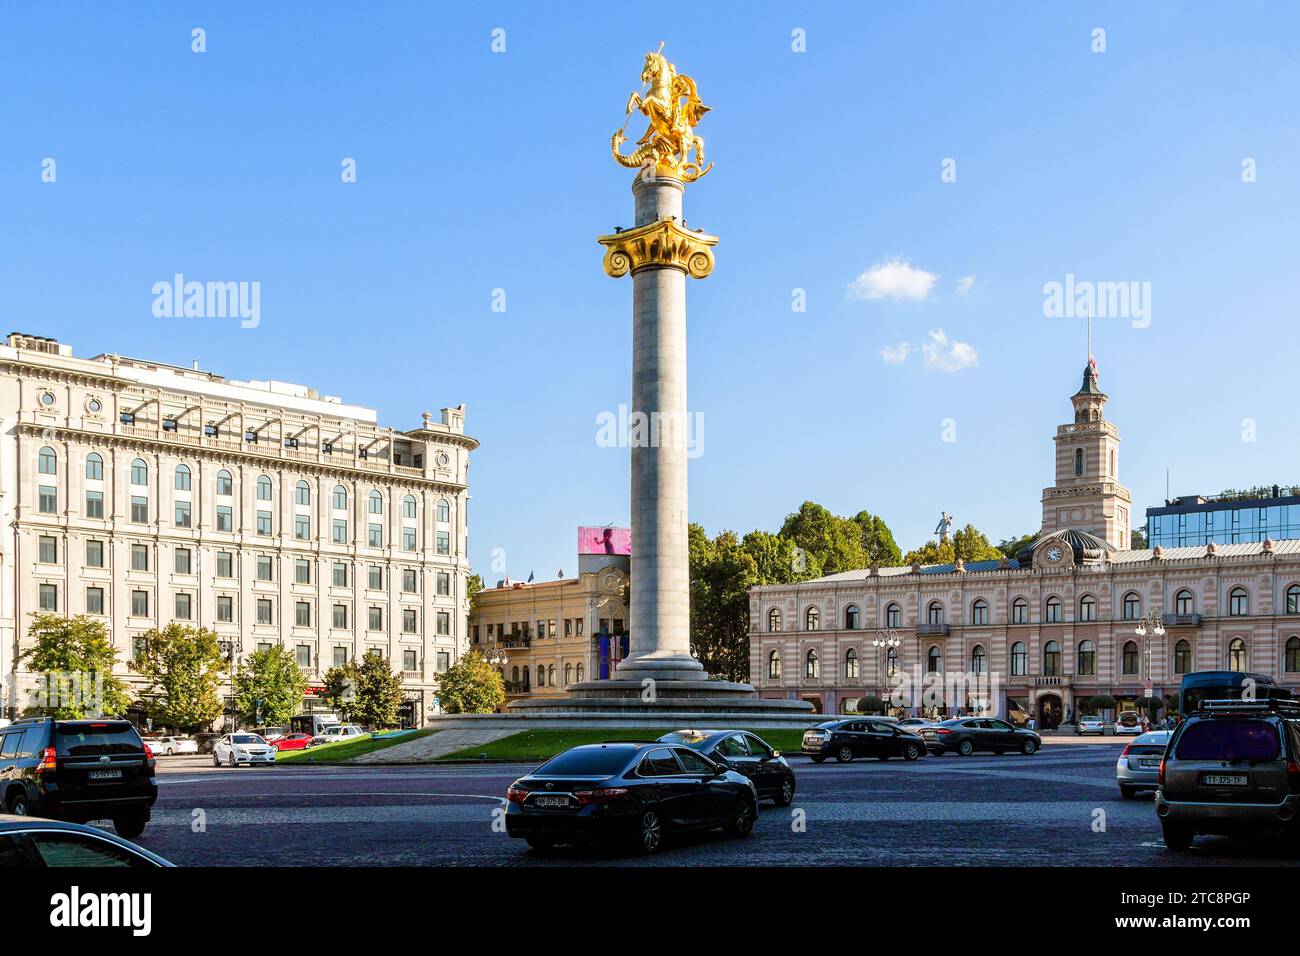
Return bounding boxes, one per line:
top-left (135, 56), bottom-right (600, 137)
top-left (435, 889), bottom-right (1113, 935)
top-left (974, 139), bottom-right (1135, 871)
top-left (124, 747), bottom-right (1300, 866)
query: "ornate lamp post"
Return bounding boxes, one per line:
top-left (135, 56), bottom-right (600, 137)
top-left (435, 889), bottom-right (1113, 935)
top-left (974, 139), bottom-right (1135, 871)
top-left (872, 628), bottom-right (901, 710)
top-left (218, 638), bottom-right (243, 732)
top-left (1133, 612), bottom-right (1166, 721)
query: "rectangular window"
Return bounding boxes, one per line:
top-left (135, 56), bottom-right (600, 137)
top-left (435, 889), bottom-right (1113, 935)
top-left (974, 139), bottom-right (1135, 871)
top-left (131, 589), bottom-right (149, 617)
top-left (369, 523), bottom-right (383, 548)
top-left (174, 592), bottom-right (192, 620)
top-left (436, 531), bottom-right (449, 555)
top-left (39, 583), bottom-right (57, 612)
top-left (333, 646), bottom-right (348, 667)
top-left (257, 599), bottom-right (273, 625)
top-left (295, 515), bottom-right (311, 540)
top-left (368, 565), bottom-right (383, 590)
top-left (564, 618), bottom-right (573, 637)
top-left (216, 506), bottom-right (233, 532)
top-left (85, 539), bottom-right (104, 568)
top-left (257, 555), bottom-right (274, 581)
top-left (216, 551), bottom-right (233, 578)
top-left (174, 500), bottom-right (191, 528)
top-left (131, 544), bottom-right (149, 572)
top-left (257, 510), bottom-right (272, 536)
top-left (368, 606), bottom-right (383, 631)
top-left (402, 528), bottom-right (417, 551)
top-left (38, 535), bottom-right (57, 564)
top-left (130, 495), bottom-right (148, 523)
top-left (575, 618), bottom-right (584, 636)
top-left (333, 604), bottom-right (348, 629)
top-left (437, 611), bottom-right (450, 636)
top-left (174, 548), bottom-right (192, 574)
top-left (403, 650), bottom-right (418, 673)
top-left (86, 586), bottom-right (104, 615)
top-left (332, 519), bottom-right (348, 543)
top-left (37, 485), bottom-right (58, 514)
top-left (332, 562), bottom-right (348, 587)
top-left (295, 559), bottom-right (311, 584)
top-left (436, 572), bottom-right (449, 596)
top-left (403, 608), bottom-right (417, 633)
top-left (296, 601), bottom-right (311, 627)
top-left (436, 651), bottom-right (450, 673)
top-left (217, 595), bottom-right (233, 623)
top-left (296, 644), bottom-right (312, 668)
top-left (85, 490), bottom-right (104, 518)
top-left (538, 620), bottom-right (547, 639)
top-left (402, 569), bottom-right (417, 594)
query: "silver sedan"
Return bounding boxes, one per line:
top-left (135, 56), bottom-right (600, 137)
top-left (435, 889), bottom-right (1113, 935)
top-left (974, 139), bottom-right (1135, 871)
top-left (1116, 730), bottom-right (1171, 798)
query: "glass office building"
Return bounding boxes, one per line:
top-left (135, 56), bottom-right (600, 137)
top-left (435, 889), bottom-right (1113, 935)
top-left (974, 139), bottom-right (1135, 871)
top-left (1147, 492), bottom-right (1300, 548)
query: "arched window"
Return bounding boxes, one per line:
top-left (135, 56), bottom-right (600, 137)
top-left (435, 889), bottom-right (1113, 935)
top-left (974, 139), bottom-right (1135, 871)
top-left (548, 664), bottom-right (556, 687)
top-left (1288, 585), bottom-right (1300, 615)
top-left (1078, 594), bottom-right (1096, 622)
top-left (216, 469), bottom-right (233, 496)
top-left (575, 664), bottom-right (584, 683)
top-left (805, 649), bottom-right (819, 679)
top-left (926, 645), bottom-right (942, 674)
top-left (1077, 640), bottom-right (1096, 675)
top-left (1074, 447), bottom-right (1084, 476)
top-left (333, 485), bottom-right (348, 510)
top-left (1229, 587), bottom-right (1249, 617)
top-left (1043, 641), bottom-right (1061, 676)
top-left (174, 464), bottom-right (191, 491)
top-left (844, 647), bottom-right (859, 679)
top-left (1286, 637), bottom-right (1300, 673)
top-left (971, 599), bottom-right (988, 625)
top-left (1227, 637), bottom-right (1247, 670)
top-left (436, 498), bottom-right (450, 522)
top-left (130, 458), bottom-right (148, 485)
top-left (1122, 640), bottom-right (1140, 675)
top-left (1122, 592), bottom-right (1141, 620)
top-left (511, 665), bottom-right (519, 684)
top-left (805, 606), bottom-right (819, 631)
top-left (1175, 589), bottom-right (1194, 615)
top-left (296, 481), bottom-right (311, 506)
top-left (38, 446), bottom-right (57, 475)
top-left (885, 603), bottom-right (901, 628)
top-left (403, 495), bottom-right (417, 518)
top-left (521, 667), bottom-right (530, 690)
top-left (256, 475), bottom-right (273, 501)
top-left (1174, 639), bottom-right (1191, 675)
top-left (1045, 596), bottom-right (1061, 623)
top-left (927, 601), bottom-right (945, 625)
top-left (886, 647), bottom-right (899, 678)
top-left (971, 645), bottom-right (987, 674)
top-left (1010, 641), bottom-right (1027, 676)
top-left (565, 663), bottom-right (573, 685)
top-left (368, 490), bottom-right (383, 514)
top-left (85, 452), bottom-right (103, 481)
top-left (767, 650), bottom-right (782, 680)
top-left (768, 608), bottom-right (782, 632)
top-left (1011, 598), bottom-right (1028, 624)
top-left (844, 605), bottom-right (859, 630)
top-left (536, 665), bottom-right (545, 688)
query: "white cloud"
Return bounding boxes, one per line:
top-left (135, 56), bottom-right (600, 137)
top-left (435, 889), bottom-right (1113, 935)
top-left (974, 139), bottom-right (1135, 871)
top-left (880, 342), bottom-right (915, 364)
top-left (921, 329), bottom-right (978, 372)
top-left (956, 275), bottom-right (975, 295)
top-left (847, 257), bottom-right (938, 301)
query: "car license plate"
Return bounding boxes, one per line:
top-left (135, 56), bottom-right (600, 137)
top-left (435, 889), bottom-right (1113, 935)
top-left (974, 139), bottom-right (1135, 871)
top-left (1202, 773), bottom-right (1247, 787)
top-left (921, 730), bottom-right (934, 736)
top-left (88, 769), bottom-right (121, 780)
top-left (531, 795), bottom-right (570, 808)
top-left (1139, 758), bottom-right (1160, 768)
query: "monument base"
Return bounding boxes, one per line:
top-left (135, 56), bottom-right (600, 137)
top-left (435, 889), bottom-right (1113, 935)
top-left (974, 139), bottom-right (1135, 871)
top-left (504, 674), bottom-right (816, 723)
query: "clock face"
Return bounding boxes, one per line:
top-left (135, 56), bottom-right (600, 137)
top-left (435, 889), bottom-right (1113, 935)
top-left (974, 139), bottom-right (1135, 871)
top-left (1045, 545), bottom-right (1063, 563)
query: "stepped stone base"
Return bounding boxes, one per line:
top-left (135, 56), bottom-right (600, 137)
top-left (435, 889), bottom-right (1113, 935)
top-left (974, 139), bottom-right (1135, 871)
top-left (503, 676), bottom-right (815, 725)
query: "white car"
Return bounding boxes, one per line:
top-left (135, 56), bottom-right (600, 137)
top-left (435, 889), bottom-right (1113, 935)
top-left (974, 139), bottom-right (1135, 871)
top-left (1077, 715), bottom-right (1106, 736)
top-left (309, 725), bottom-right (366, 747)
top-left (149, 735), bottom-right (198, 756)
top-left (213, 733), bottom-right (276, 767)
top-left (1113, 713), bottom-right (1144, 736)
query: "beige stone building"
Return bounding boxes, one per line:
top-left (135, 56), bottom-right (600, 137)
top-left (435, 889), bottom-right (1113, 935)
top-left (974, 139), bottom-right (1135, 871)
top-left (0, 333), bottom-right (477, 727)
top-left (748, 361), bottom-right (1300, 723)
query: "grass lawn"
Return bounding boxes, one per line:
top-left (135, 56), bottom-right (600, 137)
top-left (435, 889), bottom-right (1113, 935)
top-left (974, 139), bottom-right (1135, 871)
top-left (437, 727), bottom-right (808, 762)
top-left (276, 727), bottom-right (439, 764)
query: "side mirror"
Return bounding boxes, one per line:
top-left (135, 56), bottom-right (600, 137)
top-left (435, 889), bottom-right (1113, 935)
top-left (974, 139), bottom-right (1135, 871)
top-left (771, 750), bottom-right (781, 758)
top-left (712, 763), bottom-right (728, 776)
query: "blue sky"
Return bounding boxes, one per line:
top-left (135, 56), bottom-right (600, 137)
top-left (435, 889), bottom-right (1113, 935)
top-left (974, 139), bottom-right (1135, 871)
top-left (3, 2), bottom-right (1298, 580)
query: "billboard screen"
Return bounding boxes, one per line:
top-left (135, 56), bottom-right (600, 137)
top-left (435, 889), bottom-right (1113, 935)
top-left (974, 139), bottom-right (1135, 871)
top-left (578, 526), bottom-right (631, 556)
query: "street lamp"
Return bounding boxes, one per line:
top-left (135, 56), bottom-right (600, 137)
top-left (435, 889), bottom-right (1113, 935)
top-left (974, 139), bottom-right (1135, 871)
top-left (872, 628), bottom-right (901, 708)
top-left (1133, 612), bottom-right (1166, 718)
top-left (218, 639), bottom-right (243, 732)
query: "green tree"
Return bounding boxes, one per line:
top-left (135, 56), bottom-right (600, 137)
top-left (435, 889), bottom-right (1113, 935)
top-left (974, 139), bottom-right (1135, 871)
top-left (321, 661), bottom-right (359, 721)
top-left (467, 572), bottom-right (484, 610)
top-left (129, 623), bottom-right (226, 730)
top-left (1130, 528), bottom-right (1148, 549)
top-left (856, 695), bottom-right (887, 715)
top-left (352, 652), bottom-right (405, 728)
top-left (996, 532), bottom-right (1038, 559)
top-left (778, 501), bottom-right (864, 576)
top-left (436, 649), bottom-right (506, 714)
top-left (233, 646), bottom-right (306, 726)
top-left (851, 510), bottom-right (903, 566)
top-left (904, 523), bottom-right (1005, 566)
top-left (740, 529), bottom-right (813, 585)
top-left (689, 526), bottom-right (758, 681)
top-left (19, 614), bottom-right (132, 718)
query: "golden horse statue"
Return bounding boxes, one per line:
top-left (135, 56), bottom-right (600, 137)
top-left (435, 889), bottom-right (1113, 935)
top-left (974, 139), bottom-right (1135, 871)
top-left (611, 44), bottom-right (713, 182)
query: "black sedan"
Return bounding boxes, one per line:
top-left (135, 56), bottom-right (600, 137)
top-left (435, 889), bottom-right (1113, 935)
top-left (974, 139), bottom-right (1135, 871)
top-left (505, 743), bottom-right (759, 853)
top-left (657, 729), bottom-right (796, 806)
top-left (801, 718), bottom-right (925, 762)
top-left (918, 717), bottom-right (1041, 756)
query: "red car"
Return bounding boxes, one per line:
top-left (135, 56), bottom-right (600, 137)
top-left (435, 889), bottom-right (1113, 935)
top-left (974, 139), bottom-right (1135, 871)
top-left (271, 733), bottom-right (314, 752)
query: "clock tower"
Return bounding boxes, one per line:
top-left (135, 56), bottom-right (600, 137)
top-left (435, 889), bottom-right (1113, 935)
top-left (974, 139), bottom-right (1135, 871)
top-left (1040, 359), bottom-right (1132, 550)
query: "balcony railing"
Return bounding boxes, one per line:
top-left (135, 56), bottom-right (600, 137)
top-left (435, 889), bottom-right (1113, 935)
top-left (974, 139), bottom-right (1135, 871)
top-left (916, 623), bottom-right (950, 637)
top-left (1162, 613), bottom-right (1203, 627)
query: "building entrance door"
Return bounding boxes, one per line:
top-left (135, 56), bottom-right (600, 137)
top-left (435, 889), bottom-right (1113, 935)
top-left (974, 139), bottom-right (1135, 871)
top-left (1037, 694), bottom-right (1063, 730)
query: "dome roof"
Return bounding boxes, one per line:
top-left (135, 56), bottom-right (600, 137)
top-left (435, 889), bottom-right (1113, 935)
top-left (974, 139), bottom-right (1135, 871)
top-left (1016, 528), bottom-right (1113, 565)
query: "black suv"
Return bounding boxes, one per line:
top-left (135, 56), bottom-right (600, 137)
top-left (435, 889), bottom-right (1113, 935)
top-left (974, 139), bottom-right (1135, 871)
top-left (1156, 698), bottom-right (1300, 851)
top-left (0, 718), bottom-right (158, 838)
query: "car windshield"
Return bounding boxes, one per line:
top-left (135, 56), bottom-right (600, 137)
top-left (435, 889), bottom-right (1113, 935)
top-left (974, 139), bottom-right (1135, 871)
top-left (535, 747), bottom-right (635, 776)
top-left (233, 734), bottom-right (264, 745)
top-left (54, 723), bottom-right (141, 756)
top-left (1175, 720), bottom-right (1280, 761)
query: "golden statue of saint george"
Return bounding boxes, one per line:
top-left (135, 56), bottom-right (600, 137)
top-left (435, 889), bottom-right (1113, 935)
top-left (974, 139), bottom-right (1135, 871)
top-left (611, 43), bottom-right (713, 182)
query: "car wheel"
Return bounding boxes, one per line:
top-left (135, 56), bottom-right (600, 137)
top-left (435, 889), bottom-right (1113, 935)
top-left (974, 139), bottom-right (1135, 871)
top-left (1020, 738), bottom-right (1038, 755)
top-left (113, 814), bottom-right (147, 839)
top-left (7, 791), bottom-right (29, 816)
top-left (725, 796), bottom-right (756, 838)
top-left (1161, 821), bottom-right (1194, 851)
top-left (165, 748), bottom-right (174, 756)
top-left (637, 808), bottom-right (664, 854)
top-left (1119, 785), bottom-right (1136, 799)
top-left (774, 775), bottom-right (795, 807)
top-left (810, 756), bottom-right (825, 764)
top-left (228, 753), bottom-right (238, 768)
top-left (957, 739), bottom-right (974, 757)
top-left (212, 752), bottom-right (220, 767)
top-left (836, 746), bottom-right (854, 763)
top-left (903, 742), bottom-right (921, 761)
top-left (525, 836), bottom-right (555, 852)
